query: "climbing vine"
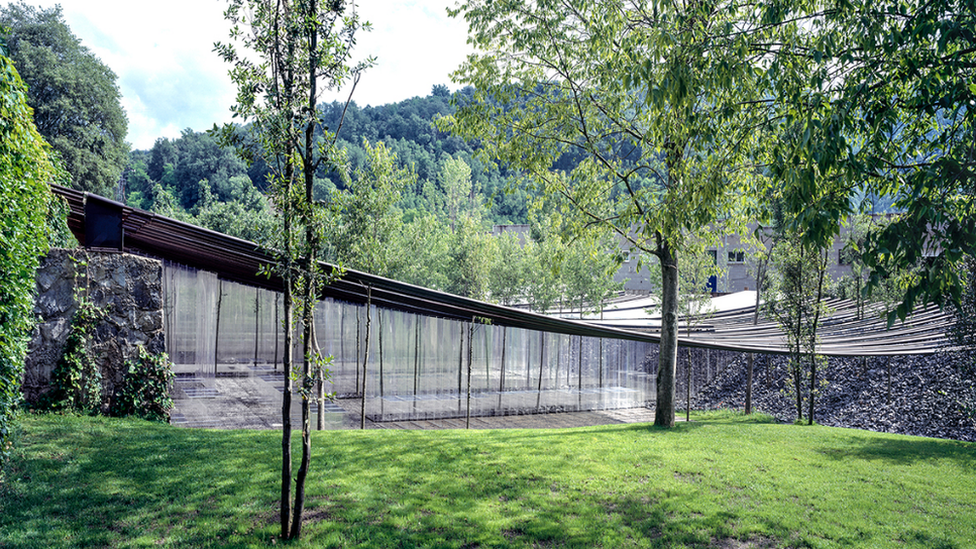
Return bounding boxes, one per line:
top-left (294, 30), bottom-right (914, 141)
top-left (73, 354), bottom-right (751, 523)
top-left (110, 346), bottom-right (174, 423)
top-left (0, 37), bottom-right (67, 463)
top-left (42, 281), bottom-right (104, 414)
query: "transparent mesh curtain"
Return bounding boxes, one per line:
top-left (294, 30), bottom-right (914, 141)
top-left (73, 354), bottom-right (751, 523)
top-left (164, 262), bottom-right (658, 427)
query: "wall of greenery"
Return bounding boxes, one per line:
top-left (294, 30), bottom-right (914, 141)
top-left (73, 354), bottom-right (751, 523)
top-left (0, 39), bottom-right (66, 463)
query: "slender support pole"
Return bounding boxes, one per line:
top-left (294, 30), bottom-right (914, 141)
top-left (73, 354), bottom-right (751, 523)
top-left (484, 323), bottom-right (490, 391)
top-left (553, 334), bottom-right (560, 390)
top-left (466, 321), bottom-right (474, 428)
top-left (578, 335), bottom-right (583, 410)
top-left (498, 326), bottom-right (507, 410)
top-left (360, 288), bottom-right (372, 429)
top-left (273, 293), bottom-right (280, 372)
top-left (355, 307), bottom-right (361, 397)
top-left (214, 279), bottom-right (223, 377)
top-left (413, 314), bottom-right (420, 414)
top-left (536, 332), bottom-right (545, 409)
top-left (599, 339), bottom-right (604, 388)
top-left (253, 287), bottom-right (260, 368)
top-left (378, 308), bottom-right (384, 419)
top-left (457, 322), bottom-right (464, 415)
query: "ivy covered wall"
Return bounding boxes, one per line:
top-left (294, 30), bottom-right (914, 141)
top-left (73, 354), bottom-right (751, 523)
top-left (24, 249), bottom-right (165, 411)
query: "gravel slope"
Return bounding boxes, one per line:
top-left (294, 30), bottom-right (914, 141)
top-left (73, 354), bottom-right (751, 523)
top-left (690, 352), bottom-right (976, 441)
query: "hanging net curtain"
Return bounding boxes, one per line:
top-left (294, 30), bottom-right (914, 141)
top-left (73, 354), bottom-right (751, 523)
top-left (163, 261), bottom-right (662, 424)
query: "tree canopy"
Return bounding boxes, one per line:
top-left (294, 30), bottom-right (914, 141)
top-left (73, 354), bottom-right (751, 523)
top-left (763, 0), bottom-right (976, 322)
top-left (444, 0), bottom-right (790, 426)
top-left (0, 2), bottom-right (128, 198)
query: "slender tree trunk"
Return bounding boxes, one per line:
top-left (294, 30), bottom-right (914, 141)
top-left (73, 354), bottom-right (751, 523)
top-left (808, 251), bottom-right (828, 426)
top-left (274, 293), bottom-right (280, 371)
top-left (280, 282), bottom-right (293, 539)
top-left (280, 180), bottom-right (295, 540)
top-left (685, 345), bottom-right (691, 422)
top-left (655, 238), bottom-right (679, 427)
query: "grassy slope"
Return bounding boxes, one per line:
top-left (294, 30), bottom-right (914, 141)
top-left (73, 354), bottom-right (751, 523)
top-left (1, 411), bottom-right (974, 549)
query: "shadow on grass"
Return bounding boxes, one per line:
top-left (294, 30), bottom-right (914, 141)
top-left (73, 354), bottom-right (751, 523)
top-left (3, 414), bottom-right (790, 548)
top-left (818, 432), bottom-right (976, 468)
top-left (2, 416), bottom-right (281, 548)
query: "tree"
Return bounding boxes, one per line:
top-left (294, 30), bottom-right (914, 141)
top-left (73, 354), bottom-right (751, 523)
top-left (214, 0), bottom-right (370, 540)
top-left (488, 232), bottom-right (530, 307)
top-left (0, 38), bottom-right (68, 463)
top-left (332, 140), bottom-right (413, 276)
top-left (562, 231), bottom-right (623, 318)
top-left (0, 2), bottom-right (127, 197)
top-left (445, 0), bottom-right (789, 426)
top-left (765, 235), bottom-right (832, 425)
top-left (445, 214), bottom-right (495, 300)
top-left (765, 0), bottom-right (976, 322)
top-left (386, 214), bottom-right (450, 290)
top-left (440, 154), bottom-right (475, 232)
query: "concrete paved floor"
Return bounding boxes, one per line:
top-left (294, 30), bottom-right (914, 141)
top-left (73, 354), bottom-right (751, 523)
top-left (170, 365), bottom-right (656, 430)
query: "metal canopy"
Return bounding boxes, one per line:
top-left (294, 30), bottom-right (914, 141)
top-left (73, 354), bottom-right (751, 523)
top-left (618, 297), bottom-right (956, 356)
top-left (52, 184), bottom-right (957, 356)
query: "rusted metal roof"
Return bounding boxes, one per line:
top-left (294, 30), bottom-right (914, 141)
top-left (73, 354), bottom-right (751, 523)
top-left (51, 184), bottom-right (958, 356)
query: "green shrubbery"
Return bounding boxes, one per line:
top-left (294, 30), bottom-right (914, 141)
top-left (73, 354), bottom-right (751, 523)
top-left (0, 36), bottom-right (66, 463)
top-left (110, 347), bottom-right (174, 423)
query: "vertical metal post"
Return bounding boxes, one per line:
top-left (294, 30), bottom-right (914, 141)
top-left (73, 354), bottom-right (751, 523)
top-left (360, 288), bottom-right (372, 429)
top-left (457, 321), bottom-right (465, 415)
top-left (273, 292), bottom-right (280, 372)
top-left (378, 308), bottom-right (384, 419)
top-left (214, 279), bottom-right (223, 378)
top-left (413, 315), bottom-right (420, 414)
top-left (466, 320), bottom-right (474, 428)
top-left (498, 326), bottom-right (506, 411)
top-left (253, 287), bottom-right (260, 368)
top-left (578, 335), bottom-right (583, 410)
top-left (536, 332), bottom-right (545, 409)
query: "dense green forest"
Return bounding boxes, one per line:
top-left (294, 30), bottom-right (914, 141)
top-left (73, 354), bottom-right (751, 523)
top-left (122, 86), bottom-right (622, 312)
top-left (124, 86), bottom-right (528, 225)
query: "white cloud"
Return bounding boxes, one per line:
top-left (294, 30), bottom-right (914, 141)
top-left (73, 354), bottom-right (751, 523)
top-left (28, 0), bottom-right (472, 149)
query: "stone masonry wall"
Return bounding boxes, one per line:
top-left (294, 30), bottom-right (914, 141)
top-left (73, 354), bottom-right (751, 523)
top-left (24, 249), bottom-right (165, 410)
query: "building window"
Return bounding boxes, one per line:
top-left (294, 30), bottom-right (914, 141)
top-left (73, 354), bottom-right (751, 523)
top-left (838, 247), bottom-right (856, 266)
top-left (727, 249), bottom-right (745, 264)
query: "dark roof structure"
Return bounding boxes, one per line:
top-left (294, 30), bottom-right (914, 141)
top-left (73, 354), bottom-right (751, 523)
top-left (53, 184), bottom-right (958, 356)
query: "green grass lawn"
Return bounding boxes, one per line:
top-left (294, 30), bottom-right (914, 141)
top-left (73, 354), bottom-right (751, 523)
top-left (2, 411), bottom-right (974, 549)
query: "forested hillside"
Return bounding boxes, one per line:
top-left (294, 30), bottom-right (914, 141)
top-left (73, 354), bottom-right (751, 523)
top-left (124, 86), bottom-right (529, 227)
top-left (121, 86), bottom-right (621, 312)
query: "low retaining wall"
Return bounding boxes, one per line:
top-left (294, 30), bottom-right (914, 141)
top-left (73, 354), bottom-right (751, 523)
top-left (24, 249), bottom-right (165, 410)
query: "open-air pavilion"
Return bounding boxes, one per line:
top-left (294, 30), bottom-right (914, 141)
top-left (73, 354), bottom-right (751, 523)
top-left (53, 185), bottom-right (958, 429)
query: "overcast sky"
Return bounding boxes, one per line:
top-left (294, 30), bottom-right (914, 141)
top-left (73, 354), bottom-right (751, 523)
top-left (26, 0), bottom-right (472, 149)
